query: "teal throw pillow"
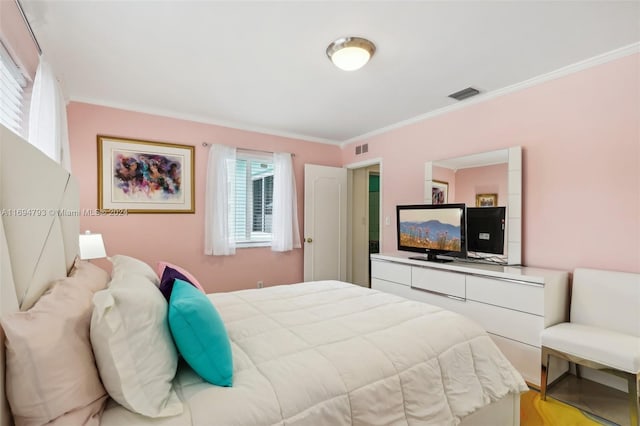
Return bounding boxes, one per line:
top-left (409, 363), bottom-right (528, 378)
top-left (168, 279), bottom-right (233, 386)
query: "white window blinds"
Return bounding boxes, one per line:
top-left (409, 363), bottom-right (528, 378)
top-left (0, 42), bottom-right (27, 136)
top-left (234, 151), bottom-right (274, 244)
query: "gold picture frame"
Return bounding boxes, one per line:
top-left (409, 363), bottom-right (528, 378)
top-left (97, 135), bottom-right (195, 213)
top-left (476, 193), bottom-right (498, 207)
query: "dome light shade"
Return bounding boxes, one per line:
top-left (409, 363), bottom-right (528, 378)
top-left (326, 37), bottom-right (376, 71)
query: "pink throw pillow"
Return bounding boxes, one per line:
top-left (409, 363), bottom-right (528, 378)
top-left (156, 261), bottom-right (205, 293)
top-left (1, 259), bottom-right (109, 426)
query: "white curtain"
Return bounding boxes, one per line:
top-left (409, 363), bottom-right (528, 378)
top-left (205, 144), bottom-right (236, 255)
top-left (271, 152), bottom-right (301, 252)
top-left (28, 57), bottom-right (71, 172)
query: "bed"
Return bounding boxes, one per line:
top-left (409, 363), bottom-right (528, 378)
top-left (0, 124), bottom-right (527, 426)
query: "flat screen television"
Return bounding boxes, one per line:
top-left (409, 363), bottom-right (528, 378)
top-left (466, 206), bottom-right (506, 255)
top-left (396, 203), bottom-right (466, 263)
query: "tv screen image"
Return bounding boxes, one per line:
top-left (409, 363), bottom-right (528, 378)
top-left (396, 203), bottom-right (466, 262)
top-left (466, 206), bottom-right (506, 255)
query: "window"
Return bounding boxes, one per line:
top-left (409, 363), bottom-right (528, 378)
top-left (0, 42), bottom-right (28, 137)
top-left (205, 145), bottom-right (299, 256)
top-left (233, 151), bottom-right (274, 246)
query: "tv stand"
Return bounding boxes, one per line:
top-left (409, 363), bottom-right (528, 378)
top-left (409, 254), bottom-right (453, 263)
top-left (371, 252), bottom-right (569, 387)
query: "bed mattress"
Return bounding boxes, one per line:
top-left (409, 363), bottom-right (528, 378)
top-left (101, 280), bottom-right (528, 425)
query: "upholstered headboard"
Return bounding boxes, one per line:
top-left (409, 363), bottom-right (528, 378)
top-left (0, 124), bottom-right (80, 426)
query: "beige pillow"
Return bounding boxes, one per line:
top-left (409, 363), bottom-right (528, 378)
top-left (109, 254), bottom-right (159, 285)
top-left (1, 260), bottom-right (110, 426)
top-left (91, 271), bottom-right (182, 418)
top-left (69, 257), bottom-right (111, 291)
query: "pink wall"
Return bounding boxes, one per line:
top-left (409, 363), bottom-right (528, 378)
top-left (343, 54), bottom-right (639, 273)
top-left (0, 0), bottom-right (38, 79)
top-left (455, 163), bottom-right (508, 207)
top-left (67, 102), bottom-right (341, 292)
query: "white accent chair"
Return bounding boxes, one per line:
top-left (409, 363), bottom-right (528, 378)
top-left (540, 268), bottom-right (640, 426)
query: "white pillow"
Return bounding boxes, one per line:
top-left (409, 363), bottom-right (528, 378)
top-left (109, 254), bottom-right (159, 285)
top-left (90, 272), bottom-right (182, 417)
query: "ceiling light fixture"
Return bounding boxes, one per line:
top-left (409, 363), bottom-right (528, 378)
top-left (326, 37), bottom-right (376, 71)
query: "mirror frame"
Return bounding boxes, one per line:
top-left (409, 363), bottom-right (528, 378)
top-left (424, 146), bottom-right (522, 266)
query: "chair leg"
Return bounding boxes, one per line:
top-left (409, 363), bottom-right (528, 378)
top-left (541, 346), bottom-right (551, 401)
top-left (629, 373), bottom-right (639, 426)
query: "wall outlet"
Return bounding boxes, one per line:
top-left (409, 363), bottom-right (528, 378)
top-left (257, 280), bottom-right (264, 288)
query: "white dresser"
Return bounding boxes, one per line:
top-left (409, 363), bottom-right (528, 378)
top-left (371, 252), bottom-right (569, 386)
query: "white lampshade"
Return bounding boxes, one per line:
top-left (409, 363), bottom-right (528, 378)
top-left (79, 232), bottom-right (107, 260)
top-left (326, 37), bottom-right (376, 72)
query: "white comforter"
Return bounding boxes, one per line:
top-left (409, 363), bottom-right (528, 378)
top-left (101, 281), bottom-right (527, 425)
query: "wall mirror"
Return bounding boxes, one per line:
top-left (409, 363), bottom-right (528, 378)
top-left (424, 146), bottom-right (522, 266)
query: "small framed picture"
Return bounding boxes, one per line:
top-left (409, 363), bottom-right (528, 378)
top-left (432, 180), bottom-right (448, 205)
top-left (476, 193), bottom-right (498, 207)
top-left (98, 135), bottom-right (195, 213)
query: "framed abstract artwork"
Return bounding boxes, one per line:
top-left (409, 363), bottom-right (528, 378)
top-left (97, 135), bottom-right (195, 213)
top-left (431, 180), bottom-right (448, 205)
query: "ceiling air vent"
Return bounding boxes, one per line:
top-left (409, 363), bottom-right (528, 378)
top-left (448, 87), bottom-right (481, 101)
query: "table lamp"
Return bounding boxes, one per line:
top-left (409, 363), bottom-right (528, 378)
top-left (78, 230), bottom-right (107, 260)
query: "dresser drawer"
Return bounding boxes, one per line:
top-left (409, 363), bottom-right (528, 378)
top-left (374, 278), bottom-right (466, 312)
top-left (371, 278), bottom-right (404, 295)
top-left (465, 300), bottom-right (543, 346)
top-left (411, 267), bottom-right (465, 299)
top-left (466, 275), bottom-right (543, 315)
top-left (490, 334), bottom-right (567, 386)
top-left (489, 334), bottom-right (541, 385)
top-left (371, 260), bottom-right (411, 286)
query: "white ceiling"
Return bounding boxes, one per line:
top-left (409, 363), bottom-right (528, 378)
top-left (434, 149), bottom-right (508, 171)
top-left (22, 1), bottom-right (640, 145)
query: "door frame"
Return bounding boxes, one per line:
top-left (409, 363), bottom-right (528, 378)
top-left (345, 157), bottom-right (383, 284)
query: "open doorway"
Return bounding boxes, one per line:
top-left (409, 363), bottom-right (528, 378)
top-left (347, 160), bottom-right (382, 287)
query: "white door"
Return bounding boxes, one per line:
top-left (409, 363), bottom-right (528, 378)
top-left (304, 164), bottom-right (347, 282)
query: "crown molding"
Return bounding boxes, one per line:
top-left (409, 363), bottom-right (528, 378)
top-left (69, 97), bottom-right (341, 146)
top-left (340, 42), bottom-right (640, 147)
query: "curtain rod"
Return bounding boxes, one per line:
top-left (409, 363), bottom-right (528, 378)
top-left (201, 142), bottom-right (295, 157)
top-left (15, 0), bottom-right (42, 55)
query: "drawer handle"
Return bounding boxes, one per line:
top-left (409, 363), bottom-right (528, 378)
top-left (411, 285), bottom-right (466, 302)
